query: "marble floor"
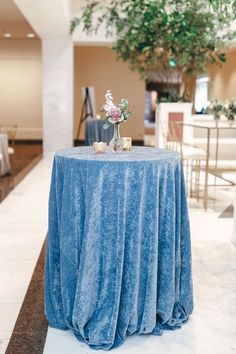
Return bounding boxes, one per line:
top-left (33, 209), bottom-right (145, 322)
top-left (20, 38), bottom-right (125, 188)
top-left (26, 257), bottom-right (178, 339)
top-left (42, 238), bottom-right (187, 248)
top-left (0, 144), bottom-right (42, 202)
top-left (0, 158), bottom-right (51, 354)
top-left (0, 156), bottom-right (236, 354)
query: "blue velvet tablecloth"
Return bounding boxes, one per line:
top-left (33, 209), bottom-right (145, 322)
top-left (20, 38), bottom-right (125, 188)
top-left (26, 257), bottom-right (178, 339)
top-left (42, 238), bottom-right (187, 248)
top-left (85, 117), bottom-right (113, 145)
top-left (44, 146), bottom-right (193, 350)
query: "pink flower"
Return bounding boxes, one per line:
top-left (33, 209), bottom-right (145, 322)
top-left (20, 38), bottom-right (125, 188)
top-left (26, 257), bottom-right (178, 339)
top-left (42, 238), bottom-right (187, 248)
top-left (111, 107), bottom-right (121, 120)
top-left (108, 107), bottom-right (124, 123)
top-left (103, 90), bottom-right (129, 125)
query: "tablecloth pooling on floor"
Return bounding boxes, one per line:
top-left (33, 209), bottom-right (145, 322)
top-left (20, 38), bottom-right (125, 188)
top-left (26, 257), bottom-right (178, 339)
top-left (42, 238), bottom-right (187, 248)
top-left (44, 146), bottom-right (193, 350)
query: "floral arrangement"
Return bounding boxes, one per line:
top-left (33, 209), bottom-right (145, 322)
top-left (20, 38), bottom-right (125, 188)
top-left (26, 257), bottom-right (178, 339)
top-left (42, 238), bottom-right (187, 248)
top-left (103, 90), bottom-right (132, 129)
top-left (159, 92), bottom-right (190, 103)
top-left (207, 100), bottom-right (224, 119)
top-left (224, 99), bottom-right (236, 121)
top-left (207, 98), bottom-right (236, 122)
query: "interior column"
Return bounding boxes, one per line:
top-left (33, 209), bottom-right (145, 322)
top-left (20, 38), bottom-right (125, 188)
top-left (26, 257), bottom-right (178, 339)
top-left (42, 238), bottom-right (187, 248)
top-left (42, 37), bottom-right (73, 155)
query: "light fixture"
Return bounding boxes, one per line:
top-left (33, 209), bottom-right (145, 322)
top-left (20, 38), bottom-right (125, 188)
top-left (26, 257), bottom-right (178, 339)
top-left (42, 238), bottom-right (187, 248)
top-left (26, 33), bottom-right (35, 38)
top-left (3, 32), bottom-right (11, 38)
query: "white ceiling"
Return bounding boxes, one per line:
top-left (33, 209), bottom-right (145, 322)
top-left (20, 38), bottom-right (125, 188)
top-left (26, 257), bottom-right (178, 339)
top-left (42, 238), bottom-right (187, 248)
top-left (13, 0), bottom-right (71, 39)
top-left (0, 0), bottom-right (38, 39)
top-left (70, 0), bottom-right (82, 15)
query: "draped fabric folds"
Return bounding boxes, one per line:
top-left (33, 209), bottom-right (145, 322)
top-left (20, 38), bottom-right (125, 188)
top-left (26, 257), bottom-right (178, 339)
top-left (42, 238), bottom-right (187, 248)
top-left (44, 147), bottom-right (193, 350)
top-left (85, 117), bottom-right (113, 145)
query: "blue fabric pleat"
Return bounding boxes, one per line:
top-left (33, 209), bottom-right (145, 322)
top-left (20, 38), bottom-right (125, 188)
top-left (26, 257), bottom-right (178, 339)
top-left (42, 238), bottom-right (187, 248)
top-left (44, 147), bottom-right (193, 350)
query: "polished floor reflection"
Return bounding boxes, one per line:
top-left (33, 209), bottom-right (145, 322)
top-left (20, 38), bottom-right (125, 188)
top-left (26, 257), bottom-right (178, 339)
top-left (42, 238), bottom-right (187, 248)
top-left (0, 144), bottom-right (42, 202)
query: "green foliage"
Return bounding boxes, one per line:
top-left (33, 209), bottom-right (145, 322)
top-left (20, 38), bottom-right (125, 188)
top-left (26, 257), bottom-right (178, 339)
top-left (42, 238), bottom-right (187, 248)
top-left (224, 98), bottom-right (236, 119)
top-left (207, 98), bottom-right (236, 120)
top-left (159, 92), bottom-right (191, 103)
top-left (207, 99), bottom-right (224, 118)
top-left (103, 121), bottom-right (111, 130)
top-left (71, 0), bottom-right (236, 81)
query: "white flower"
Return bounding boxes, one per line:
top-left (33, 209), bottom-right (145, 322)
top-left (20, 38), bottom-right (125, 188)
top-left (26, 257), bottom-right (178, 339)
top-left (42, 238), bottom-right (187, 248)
top-left (105, 90), bottom-right (114, 105)
top-left (104, 90), bottom-right (116, 116)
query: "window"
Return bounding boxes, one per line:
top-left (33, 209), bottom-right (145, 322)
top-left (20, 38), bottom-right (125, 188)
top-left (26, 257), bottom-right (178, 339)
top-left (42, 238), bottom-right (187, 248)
top-left (194, 76), bottom-right (209, 113)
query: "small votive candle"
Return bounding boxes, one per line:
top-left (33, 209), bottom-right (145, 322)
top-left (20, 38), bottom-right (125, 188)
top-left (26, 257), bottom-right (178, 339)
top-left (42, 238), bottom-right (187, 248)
top-left (93, 142), bottom-right (107, 153)
top-left (122, 137), bottom-right (132, 151)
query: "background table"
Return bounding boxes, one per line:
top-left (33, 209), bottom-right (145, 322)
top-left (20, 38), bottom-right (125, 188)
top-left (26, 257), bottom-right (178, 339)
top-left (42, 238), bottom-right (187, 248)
top-left (181, 121), bottom-right (236, 210)
top-left (0, 133), bottom-right (11, 176)
top-left (85, 117), bottom-right (113, 145)
top-left (45, 146), bottom-right (193, 350)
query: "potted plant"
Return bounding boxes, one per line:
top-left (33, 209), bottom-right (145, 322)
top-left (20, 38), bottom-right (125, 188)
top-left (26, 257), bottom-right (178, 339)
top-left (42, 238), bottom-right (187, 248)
top-left (207, 100), bottom-right (224, 121)
top-left (224, 99), bottom-right (236, 125)
top-left (71, 0), bottom-right (236, 145)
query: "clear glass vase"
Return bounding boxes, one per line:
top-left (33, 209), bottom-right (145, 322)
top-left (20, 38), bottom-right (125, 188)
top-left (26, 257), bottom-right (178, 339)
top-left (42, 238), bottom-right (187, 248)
top-left (109, 122), bottom-right (124, 153)
top-left (214, 114), bottom-right (220, 126)
top-left (228, 114), bottom-right (235, 126)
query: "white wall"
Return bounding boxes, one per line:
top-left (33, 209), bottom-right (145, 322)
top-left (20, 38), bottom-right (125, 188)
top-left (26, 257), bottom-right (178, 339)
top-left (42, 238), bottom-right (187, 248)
top-left (0, 40), bottom-right (42, 139)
